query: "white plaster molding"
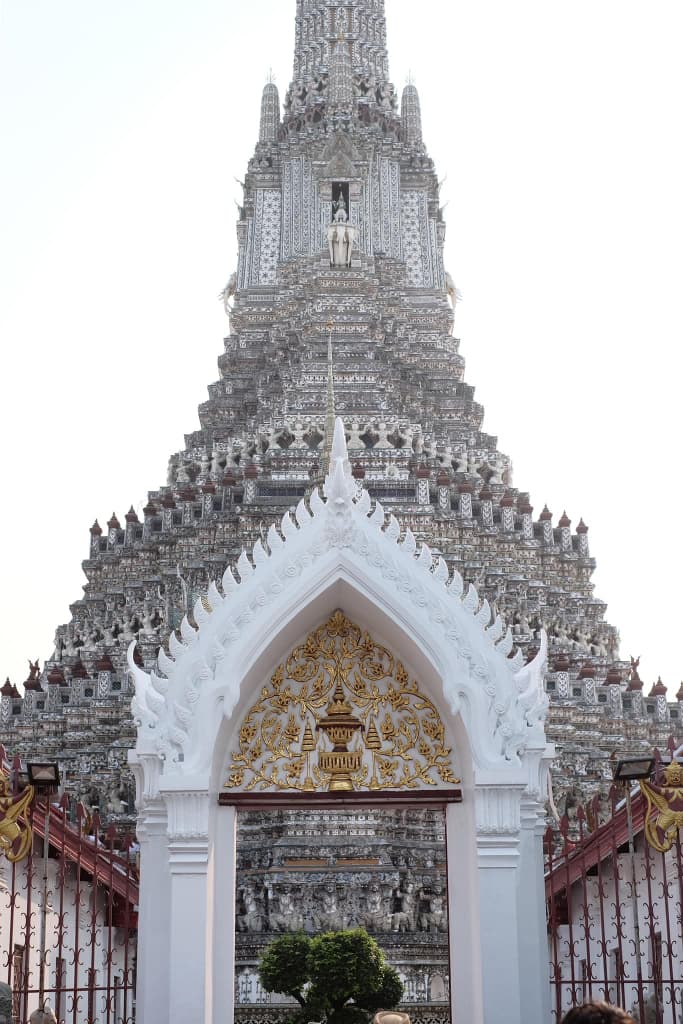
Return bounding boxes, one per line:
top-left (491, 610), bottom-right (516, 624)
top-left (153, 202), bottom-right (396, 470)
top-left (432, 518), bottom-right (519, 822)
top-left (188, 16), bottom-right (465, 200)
top-left (167, 838), bottom-right (209, 873)
top-left (163, 790), bottom-right (210, 841)
top-left (129, 417), bottom-right (551, 790)
top-left (135, 797), bottom-right (167, 842)
top-left (129, 749), bottom-right (163, 805)
top-left (474, 784), bottom-right (525, 837)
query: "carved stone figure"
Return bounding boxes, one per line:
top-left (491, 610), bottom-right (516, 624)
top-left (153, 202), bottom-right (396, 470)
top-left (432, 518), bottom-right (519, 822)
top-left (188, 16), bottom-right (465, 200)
top-left (630, 655), bottom-right (642, 687)
top-left (105, 782), bottom-right (127, 815)
top-left (141, 604), bottom-right (157, 638)
top-left (268, 886), bottom-right (303, 932)
top-left (218, 273), bottom-right (237, 314)
top-left (313, 883), bottom-right (342, 930)
top-left (120, 612), bottom-right (137, 644)
top-left (392, 879), bottom-right (417, 932)
top-left (333, 190), bottom-right (348, 221)
top-left (419, 885), bottom-right (447, 933)
top-left (237, 885), bottom-right (264, 932)
top-left (327, 220), bottom-right (357, 268)
top-left (445, 271), bottom-right (458, 309)
top-left (362, 883), bottom-right (392, 932)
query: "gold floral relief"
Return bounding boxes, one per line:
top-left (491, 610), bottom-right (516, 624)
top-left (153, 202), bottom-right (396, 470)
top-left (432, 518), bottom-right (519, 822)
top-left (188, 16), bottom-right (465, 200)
top-left (225, 610), bottom-right (459, 793)
top-left (0, 773), bottom-right (34, 863)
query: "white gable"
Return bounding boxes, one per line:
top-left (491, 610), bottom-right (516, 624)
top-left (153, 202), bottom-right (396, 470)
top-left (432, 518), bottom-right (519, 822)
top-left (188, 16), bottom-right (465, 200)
top-left (128, 419), bottom-right (548, 778)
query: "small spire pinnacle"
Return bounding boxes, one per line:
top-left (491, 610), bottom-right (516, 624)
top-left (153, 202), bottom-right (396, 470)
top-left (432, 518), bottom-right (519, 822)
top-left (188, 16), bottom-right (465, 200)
top-left (401, 78), bottom-right (423, 147)
top-left (323, 416), bottom-right (354, 504)
top-left (331, 417), bottom-right (348, 464)
top-left (259, 78), bottom-right (280, 144)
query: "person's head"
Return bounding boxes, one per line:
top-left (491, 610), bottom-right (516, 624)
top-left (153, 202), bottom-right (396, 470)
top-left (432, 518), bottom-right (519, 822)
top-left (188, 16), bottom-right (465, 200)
top-left (561, 1001), bottom-right (635, 1024)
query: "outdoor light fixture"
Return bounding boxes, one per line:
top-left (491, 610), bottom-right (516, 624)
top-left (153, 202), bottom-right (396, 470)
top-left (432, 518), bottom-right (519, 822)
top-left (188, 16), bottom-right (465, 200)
top-left (613, 757), bottom-right (655, 782)
top-left (613, 752), bottom-right (656, 1011)
top-left (26, 762), bottom-right (61, 788)
top-left (26, 760), bottom-right (61, 1014)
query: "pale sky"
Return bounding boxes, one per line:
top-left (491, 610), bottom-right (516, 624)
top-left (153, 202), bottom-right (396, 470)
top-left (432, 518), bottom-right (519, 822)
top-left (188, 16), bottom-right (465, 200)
top-left (0, 1), bottom-right (681, 695)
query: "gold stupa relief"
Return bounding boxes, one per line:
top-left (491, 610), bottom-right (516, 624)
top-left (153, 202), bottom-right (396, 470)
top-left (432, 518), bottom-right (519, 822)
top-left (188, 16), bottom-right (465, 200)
top-left (225, 610), bottom-right (459, 793)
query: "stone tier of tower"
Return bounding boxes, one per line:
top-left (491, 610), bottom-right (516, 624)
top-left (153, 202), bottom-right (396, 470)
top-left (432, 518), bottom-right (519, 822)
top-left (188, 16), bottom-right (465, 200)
top-left (0, 0), bottom-right (679, 969)
top-left (234, 807), bottom-right (449, 1021)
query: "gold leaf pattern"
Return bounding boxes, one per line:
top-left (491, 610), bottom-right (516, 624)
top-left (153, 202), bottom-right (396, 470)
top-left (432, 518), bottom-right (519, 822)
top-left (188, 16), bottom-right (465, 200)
top-left (224, 611), bottom-right (460, 792)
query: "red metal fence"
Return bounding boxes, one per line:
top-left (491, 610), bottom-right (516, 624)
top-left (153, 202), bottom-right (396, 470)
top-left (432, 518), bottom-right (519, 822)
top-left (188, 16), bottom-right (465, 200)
top-left (0, 753), bottom-right (138, 1024)
top-left (546, 753), bottom-right (683, 1023)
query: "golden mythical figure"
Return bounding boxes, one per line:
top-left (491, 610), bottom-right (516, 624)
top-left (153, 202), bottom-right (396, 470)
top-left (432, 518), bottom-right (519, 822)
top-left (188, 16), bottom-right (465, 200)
top-left (0, 773), bottom-right (34, 862)
top-left (640, 760), bottom-right (683, 853)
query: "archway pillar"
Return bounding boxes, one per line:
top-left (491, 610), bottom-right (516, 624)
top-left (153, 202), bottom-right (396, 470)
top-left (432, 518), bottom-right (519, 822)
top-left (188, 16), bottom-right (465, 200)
top-left (161, 781), bottom-right (211, 1024)
top-left (473, 776), bottom-right (526, 1024)
top-left (132, 796), bottom-right (171, 1024)
top-left (517, 738), bottom-right (554, 1023)
top-left (446, 797), bottom-right (484, 1024)
top-left (207, 800), bottom-right (237, 1024)
top-left (129, 751), bottom-right (172, 1024)
top-left (466, 757), bottom-right (551, 1024)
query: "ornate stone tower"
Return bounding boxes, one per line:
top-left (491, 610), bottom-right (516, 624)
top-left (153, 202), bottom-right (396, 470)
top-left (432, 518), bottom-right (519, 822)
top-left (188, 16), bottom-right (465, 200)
top-left (0, 0), bottom-right (680, 1015)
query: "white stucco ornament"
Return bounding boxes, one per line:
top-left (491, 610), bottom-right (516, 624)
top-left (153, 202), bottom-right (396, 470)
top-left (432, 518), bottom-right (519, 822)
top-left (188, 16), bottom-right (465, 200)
top-left (128, 418), bottom-right (548, 777)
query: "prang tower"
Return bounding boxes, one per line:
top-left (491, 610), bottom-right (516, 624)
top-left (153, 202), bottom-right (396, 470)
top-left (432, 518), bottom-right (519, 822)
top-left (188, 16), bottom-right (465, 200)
top-left (1, 0), bottom-right (679, 967)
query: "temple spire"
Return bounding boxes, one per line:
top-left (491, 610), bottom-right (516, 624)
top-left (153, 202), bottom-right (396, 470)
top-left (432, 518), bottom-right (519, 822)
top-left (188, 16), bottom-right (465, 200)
top-left (401, 81), bottom-right (423, 147)
top-left (290, 2), bottom-right (391, 114)
top-left (259, 80), bottom-right (280, 144)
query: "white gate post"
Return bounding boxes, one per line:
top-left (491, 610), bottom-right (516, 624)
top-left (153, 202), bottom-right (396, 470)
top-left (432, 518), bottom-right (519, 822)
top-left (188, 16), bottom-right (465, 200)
top-left (474, 777), bottom-right (526, 1024)
top-left (446, 798), bottom-right (485, 1024)
top-left (162, 786), bottom-right (211, 1024)
top-left (518, 794), bottom-right (552, 1022)
top-left (206, 801), bottom-right (238, 1024)
top-left (517, 739), bottom-right (554, 1023)
top-left (129, 750), bottom-right (171, 1024)
top-left (131, 796), bottom-right (170, 1024)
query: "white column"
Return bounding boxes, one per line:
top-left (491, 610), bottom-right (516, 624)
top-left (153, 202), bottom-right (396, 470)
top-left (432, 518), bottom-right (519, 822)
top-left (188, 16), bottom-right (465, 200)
top-left (135, 798), bottom-right (171, 1024)
top-left (518, 796), bottom-right (552, 1023)
top-left (206, 802), bottom-right (237, 1024)
top-left (475, 782), bottom-right (525, 1024)
top-left (164, 790), bottom-right (210, 1024)
top-left (446, 799), bottom-right (485, 1024)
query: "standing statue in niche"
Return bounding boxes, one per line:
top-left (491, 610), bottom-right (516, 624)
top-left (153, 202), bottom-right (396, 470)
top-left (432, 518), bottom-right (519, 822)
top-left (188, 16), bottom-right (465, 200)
top-left (314, 883), bottom-right (343, 930)
top-left (392, 878), bottom-right (417, 932)
top-left (333, 190), bottom-right (347, 221)
top-left (362, 883), bottom-right (392, 932)
top-left (236, 885), bottom-right (265, 932)
top-left (268, 885), bottom-right (303, 932)
top-left (419, 884), bottom-right (448, 933)
top-left (328, 189), bottom-right (357, 268)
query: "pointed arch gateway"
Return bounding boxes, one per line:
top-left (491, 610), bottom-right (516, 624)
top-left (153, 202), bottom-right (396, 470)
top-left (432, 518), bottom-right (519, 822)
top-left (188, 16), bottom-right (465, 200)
top-left (129, 421), bottom-right (554, 1024)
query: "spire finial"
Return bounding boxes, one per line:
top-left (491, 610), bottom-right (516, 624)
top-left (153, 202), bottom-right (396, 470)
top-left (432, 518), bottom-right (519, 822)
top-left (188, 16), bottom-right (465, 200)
top-left (323, 416), bottom-right (354, 504)
top-left (259, 75), bottom-right (280, 144)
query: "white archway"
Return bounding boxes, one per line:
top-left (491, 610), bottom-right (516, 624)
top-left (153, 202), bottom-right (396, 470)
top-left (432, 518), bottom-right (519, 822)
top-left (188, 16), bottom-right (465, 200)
top-left (129, 420), bottom-right (554, 1024)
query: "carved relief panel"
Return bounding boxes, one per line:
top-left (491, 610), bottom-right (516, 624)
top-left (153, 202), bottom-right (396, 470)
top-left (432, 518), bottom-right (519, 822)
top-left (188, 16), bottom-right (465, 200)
top-left (224, 610), bottom-right (459, 794)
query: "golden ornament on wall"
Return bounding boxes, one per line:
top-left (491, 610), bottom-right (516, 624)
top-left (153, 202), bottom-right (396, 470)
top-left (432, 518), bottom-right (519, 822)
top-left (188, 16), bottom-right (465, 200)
top-left (225, 610), bottom-right (459, 793)
top-left (640, 760), bottom-right (683, 853)
top-left (0, 773), bottom-right (34, 863)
